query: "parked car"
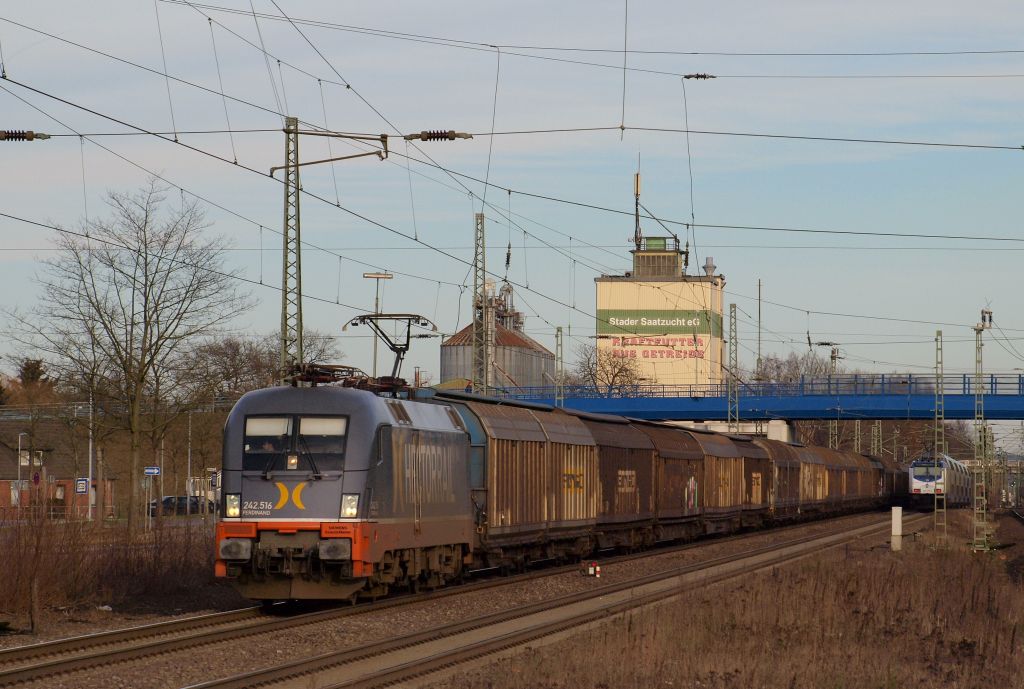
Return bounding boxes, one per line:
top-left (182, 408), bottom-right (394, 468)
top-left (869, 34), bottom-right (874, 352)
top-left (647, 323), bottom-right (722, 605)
top-left (148, 496), bottom-right (217, 517)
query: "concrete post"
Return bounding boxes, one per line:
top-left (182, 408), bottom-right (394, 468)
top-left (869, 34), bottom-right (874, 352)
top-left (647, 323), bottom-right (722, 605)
top-left (891, 506), bottom-right (903, 552)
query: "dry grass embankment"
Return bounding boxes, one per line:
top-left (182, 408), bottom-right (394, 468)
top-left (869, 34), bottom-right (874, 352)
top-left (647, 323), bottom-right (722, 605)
top-left (450, 514), bottom-right (1024, 689)
top-left (0, 511), bottom-right (243, 633)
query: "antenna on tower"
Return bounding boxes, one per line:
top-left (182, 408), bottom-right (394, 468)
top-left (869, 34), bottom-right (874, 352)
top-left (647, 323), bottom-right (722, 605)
top-left (633, 169), bottom-right (642, 251)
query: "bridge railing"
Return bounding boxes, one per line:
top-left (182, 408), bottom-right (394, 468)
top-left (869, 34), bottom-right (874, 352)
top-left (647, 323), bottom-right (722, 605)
top-left (500, 373), bottom-right (1024, 400)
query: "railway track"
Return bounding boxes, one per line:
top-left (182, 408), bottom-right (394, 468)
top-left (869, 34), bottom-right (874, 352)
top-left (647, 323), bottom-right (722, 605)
top-left (0, 511), bottom-right (902, 687)
top-left (187, 513), bottom-right (926, 689)
top-left (0, 606), bottom-right (267, 684)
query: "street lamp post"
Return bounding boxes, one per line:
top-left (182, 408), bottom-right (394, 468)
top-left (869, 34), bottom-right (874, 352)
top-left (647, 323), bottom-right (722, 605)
top-left (16, 432), bottom-right (27, 509)
top-left (363, 272), bottom-right (393, 378)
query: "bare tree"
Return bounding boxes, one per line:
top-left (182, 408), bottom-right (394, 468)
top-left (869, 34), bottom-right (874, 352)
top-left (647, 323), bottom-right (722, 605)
top-left (188, 330), bottom-right (342, 399)
top-left (7, 182), bottom-right (251, 533)
top-left (573, 342), bottom-right (643, 397)
top-left (755, 351), bottom-right (833, 382)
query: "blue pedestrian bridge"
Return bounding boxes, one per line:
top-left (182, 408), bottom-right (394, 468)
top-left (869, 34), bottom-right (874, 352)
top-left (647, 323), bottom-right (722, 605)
top-left (500, 373), bottom-right (1024, 421)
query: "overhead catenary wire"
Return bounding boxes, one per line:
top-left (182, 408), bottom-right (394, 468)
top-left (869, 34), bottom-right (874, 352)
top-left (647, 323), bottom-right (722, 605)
top-left (8, 24), bottom-right (1024, 346)
top-left (11, 73), bottom-right (1024, 343)
top-left (387, 147), bottom-right (1024, 247)
top-left (679, 77), bottom-right (698, 267)
top-left (4, 15), bottom-right (1020, 251)
top-left (481, 46), bottom-right (501, 210)
top-left (206, 17), bottom-right (238, 163)
top-left (0, 241), bottom-right (998, 254)
top-left (0, 79), bottom-right (466, 292)
top-left (78, 135), bottom-right (88, 222)
top-left (0, 210), bottom-right (372, 314)
top-left (0, 16), bottom-right (298, 125)
top-left (0, 75), bottom-right (641, 340)
top-left (468, 124), bottom-right (1023, 152)
top-left (259, 0), bottom-right (509, 246)
top-left (317, 79), bottom-right (341, 206)
top-left (276, 59), bottom-right (290, 114)
top-left (248, 0), bottom-right (283, 123)
top-left (619, 0), bottom-right (628, 139)
top-left (8, 16), bottom-right (1024, 376)
top-left (43, 128), bottom-right (280, 137)
top-left (404, 139), bottom-right (419, 240)
top-left (23, 5), bottom-right (981, 307)
top-left (151, 0), bottom-right (179, 142)
top-left (160, 1), bottom-right (1024, 58)
top-left (991, 322), bottom-right (1024, 364)
top-left (11, 15), bottom-right (1020, 158)
top-left (157, 2), bottom-right (1024, 78)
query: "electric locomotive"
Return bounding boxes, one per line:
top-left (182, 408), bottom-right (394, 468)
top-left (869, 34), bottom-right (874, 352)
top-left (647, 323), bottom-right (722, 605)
top-left (216, 385), bottom-right (473, 601)
top-left (908, 451), bottom-right (970, 508)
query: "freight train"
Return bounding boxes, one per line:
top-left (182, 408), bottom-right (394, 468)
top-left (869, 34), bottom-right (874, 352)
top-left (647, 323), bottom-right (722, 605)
top-left (908, 451), bottom-right (971, 508)
top-left (215, 385), bottom-right (906, 602)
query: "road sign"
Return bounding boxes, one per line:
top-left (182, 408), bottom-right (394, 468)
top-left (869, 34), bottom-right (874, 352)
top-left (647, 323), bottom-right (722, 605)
top-left (75, 478), bottom-right (89, 494)
top-left (144, 466), bottom-right (161, 476)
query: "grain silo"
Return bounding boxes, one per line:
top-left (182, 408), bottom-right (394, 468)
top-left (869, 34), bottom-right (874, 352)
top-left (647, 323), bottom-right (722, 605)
top-left (440, 282), bottom-right (554, 391)
top-left (595, 236), bottom-right (725, 386)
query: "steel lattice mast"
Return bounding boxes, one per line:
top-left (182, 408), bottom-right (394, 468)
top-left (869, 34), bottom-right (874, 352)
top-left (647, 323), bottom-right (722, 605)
top-left (934, 330), bottom-right (947, 546)
top-left (279, 116), bottom-right (303, 377)
top-left (727, 303), bottom-right (738, 432)
top-left (828, 346), bottom-right (839, 449)
top-left (972, 309), bottom-right (993, 551)
top-left (471, 213), bottom-right (491, 394)
top-left (272, 124), bottom-right (470, 381)
top-left (555, 326), bottom-right (565, 408)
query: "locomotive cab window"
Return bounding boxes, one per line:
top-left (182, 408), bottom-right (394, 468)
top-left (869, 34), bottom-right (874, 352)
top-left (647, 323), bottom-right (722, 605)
top-left (298, 416), bottom-right (348, 471)
top-left (243, 417), bottom-right (292, 470)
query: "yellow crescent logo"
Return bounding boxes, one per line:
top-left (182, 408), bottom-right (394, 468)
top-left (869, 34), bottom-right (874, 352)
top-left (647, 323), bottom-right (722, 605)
top-left (292, 483), bottom-right (306, 510)
top-left (274, 482), bottom-right (289, 509)
top-left (272, 482), bottom-right (307, 510)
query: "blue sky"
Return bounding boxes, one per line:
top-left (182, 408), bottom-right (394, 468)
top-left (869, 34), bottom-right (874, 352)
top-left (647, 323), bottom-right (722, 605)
top-left (2, 2), bottom-right (1023, 443)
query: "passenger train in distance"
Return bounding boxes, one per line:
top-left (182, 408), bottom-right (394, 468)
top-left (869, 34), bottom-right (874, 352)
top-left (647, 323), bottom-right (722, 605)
top-left (908, 451), bottom-right (971, 508)
top-left (214, 382), bottom-right (906, 603)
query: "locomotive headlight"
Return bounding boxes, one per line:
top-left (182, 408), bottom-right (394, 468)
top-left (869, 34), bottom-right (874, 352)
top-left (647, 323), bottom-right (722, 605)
top-left (341, 494), bottom-right (359, 518)
top-left (225, 493), bottom-right (241, 518)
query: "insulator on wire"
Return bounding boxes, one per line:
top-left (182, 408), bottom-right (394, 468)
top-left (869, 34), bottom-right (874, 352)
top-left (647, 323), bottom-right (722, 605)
top-left (404, 130), bottom-right (472, 141)
top-left (0, 130), bottom-right (50, 141)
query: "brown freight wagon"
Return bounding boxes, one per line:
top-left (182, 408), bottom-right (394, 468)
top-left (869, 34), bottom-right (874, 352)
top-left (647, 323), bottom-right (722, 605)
top-left (753, 438), bottom-right (802, 521)
top-left (838, 449), bottom-right (876, 508)
top-left (462, 401), bottom-right (599, 563)
top-left (633, 421), bottom-right (704, 543)
top-left (561, 410), bottom-right (656, 550)
top-left (793, 444), bottom-right (828, 512)
top-left (688, 428), bottom-right (744, 534)
top-left (869, 452), bottom-right (907, 501)
top-left (816, 447), bottom-right (851, 509)
top-left (730, 435), bottom-right (770, 528)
